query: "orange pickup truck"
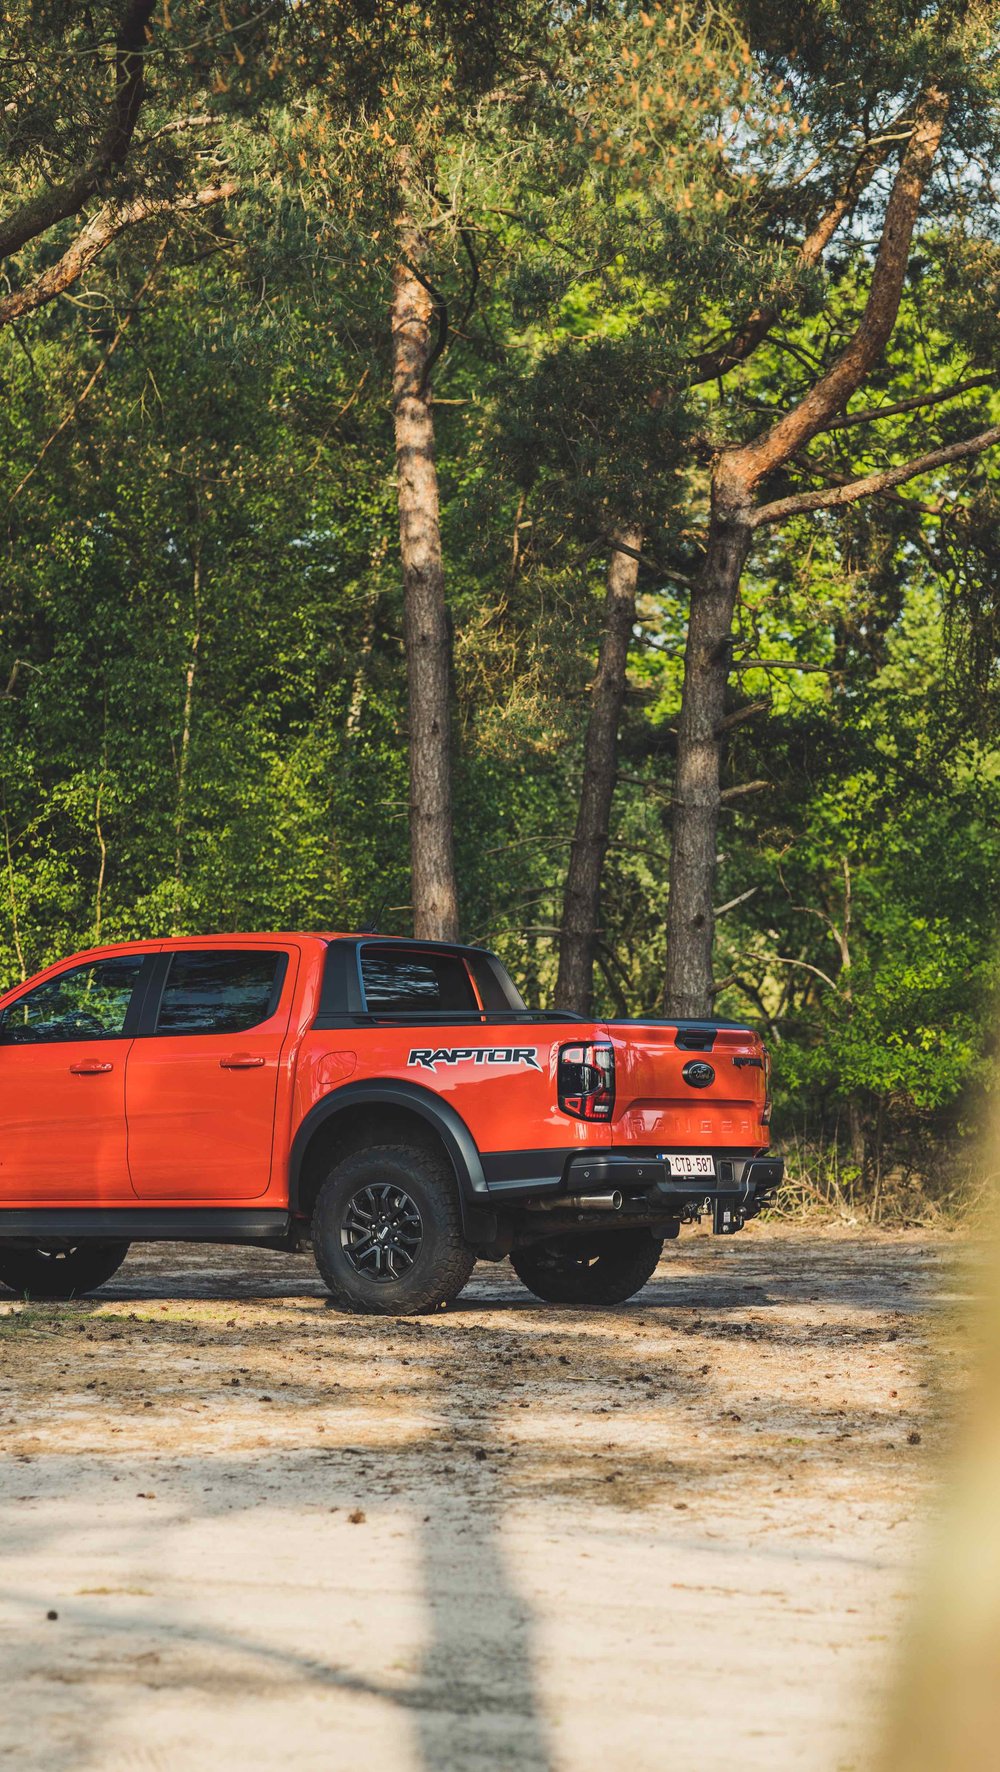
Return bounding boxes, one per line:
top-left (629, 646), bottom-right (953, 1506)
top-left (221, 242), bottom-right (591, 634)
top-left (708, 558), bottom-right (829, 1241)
top-left (0, 932), bottom-right (781, 1311)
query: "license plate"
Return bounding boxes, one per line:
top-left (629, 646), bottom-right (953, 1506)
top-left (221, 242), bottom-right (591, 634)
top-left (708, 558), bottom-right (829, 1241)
top-left (662, 1154), bottom-right (716, 1178)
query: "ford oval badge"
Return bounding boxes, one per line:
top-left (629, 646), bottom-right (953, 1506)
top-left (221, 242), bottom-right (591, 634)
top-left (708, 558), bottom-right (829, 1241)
top-left (682, 1060), bottom-right (715, 1089)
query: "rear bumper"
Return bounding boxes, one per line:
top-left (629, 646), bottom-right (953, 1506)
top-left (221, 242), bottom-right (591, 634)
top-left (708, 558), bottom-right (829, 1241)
top-left (479, 1147), bottom-right (781, 1239)
top-left (561, 1151), bottom-right (783, 1234)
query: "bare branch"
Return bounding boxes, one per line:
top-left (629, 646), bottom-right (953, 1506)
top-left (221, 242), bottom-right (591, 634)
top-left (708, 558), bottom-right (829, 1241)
top-left (817, 372), bottom-right (997, 433)
top-left (751, 422), bottom-right (1000, 527)
top-left (714, 885), bottom-right (759, 918)
top-left (732, 658), bottom-right (832, 672)
top-left (708, 973), bottom-right (738, 996)
top-left (2, 659), bottom-right (37, 698)
top-left (142, 114), bottom-right (219, 143)
top-left (719, 779), bottom-right (771, 802)
top-left (714, 698), bottom-right (770, 735)
top-left (607, 535), bottom-right (695, 584)
top-left (773, 955), bottom-right (840, 992)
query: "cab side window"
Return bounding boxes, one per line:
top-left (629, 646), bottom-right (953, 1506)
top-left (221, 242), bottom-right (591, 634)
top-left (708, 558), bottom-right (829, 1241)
top-left (0, 956), bottom-right (145, 1044)
top-left (153, 951), bottom-right (287, 1036)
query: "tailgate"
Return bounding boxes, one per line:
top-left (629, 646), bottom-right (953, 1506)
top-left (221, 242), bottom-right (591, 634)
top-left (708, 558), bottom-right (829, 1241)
top-left (608, 1023), bottom-right (768, 1150)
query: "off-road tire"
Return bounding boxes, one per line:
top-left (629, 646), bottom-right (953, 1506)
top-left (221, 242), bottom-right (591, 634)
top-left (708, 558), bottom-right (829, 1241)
top-left (312, 1143), bottom-right (475, 1316)
top-left (0, 1240), bottom-right (130, 1300)
top-left (511, 1229), bottom-right (663, 1306)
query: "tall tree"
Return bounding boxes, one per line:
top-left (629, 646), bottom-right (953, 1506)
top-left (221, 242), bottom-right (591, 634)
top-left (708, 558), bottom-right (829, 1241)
top-left (391, 176), bottom-right (460, 941)
top-left (488, 0), bottom-right (756, 1010)
top-left (555, 526), bottom-right (642, 1012)
top-left (274, 2), bottom-right (545, 940)
top-left (659, 11), bottom-right (1000, 1016)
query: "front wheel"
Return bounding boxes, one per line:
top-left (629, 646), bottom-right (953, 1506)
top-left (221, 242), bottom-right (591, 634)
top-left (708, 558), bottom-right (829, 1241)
top-left (0, 1241), bottom-right (130, 1300)
top-left (511, 1229), bottom-right (664, 1306)
top-left (312, 1144), bottom-right (475, 1316)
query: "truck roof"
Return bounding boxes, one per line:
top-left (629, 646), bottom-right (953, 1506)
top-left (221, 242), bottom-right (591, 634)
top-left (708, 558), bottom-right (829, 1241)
top-left (36, 932), bottom-right (478, 954)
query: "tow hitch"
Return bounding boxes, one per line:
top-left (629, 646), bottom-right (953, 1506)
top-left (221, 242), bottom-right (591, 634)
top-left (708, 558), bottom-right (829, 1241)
top-left (710, 1194), bottom-right (744, 1235)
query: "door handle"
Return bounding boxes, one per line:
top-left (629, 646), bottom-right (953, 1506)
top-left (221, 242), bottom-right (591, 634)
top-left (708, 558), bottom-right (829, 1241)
top-left (69, 1060), bottom-right (113, 1075)
top-left (220, 1054), bottom-right (266, 1069)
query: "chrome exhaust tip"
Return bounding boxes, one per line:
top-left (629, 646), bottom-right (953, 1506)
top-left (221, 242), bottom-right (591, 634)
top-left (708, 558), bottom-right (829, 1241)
top-left (527, 1190), bottom-right (624, 1213)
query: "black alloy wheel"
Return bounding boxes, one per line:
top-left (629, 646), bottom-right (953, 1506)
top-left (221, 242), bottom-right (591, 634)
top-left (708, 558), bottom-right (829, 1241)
top-left (312, 1143), bottom-right (475, 1316)
top-left (0, 1240), bottom-right (131, 1300)
top-left (510, 1229), bottom-right (664, 1306)
top-left (341, 1182), bottom-right (423, 1282)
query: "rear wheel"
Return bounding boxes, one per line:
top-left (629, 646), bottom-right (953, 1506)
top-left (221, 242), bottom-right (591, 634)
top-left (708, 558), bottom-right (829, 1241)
top-left (0, 1241), bottom-right (130, 1301)
top-left (511, 1229), bottom-right (663, 1306)
top-left (312, 1144), bottom-right (475, 1316)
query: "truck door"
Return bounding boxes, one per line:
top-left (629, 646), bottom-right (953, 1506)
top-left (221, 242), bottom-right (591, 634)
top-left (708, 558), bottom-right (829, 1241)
top-left (0, 953), bottom-right (151, 1204)
top-left (125, 944), bottom-right (297, 1201)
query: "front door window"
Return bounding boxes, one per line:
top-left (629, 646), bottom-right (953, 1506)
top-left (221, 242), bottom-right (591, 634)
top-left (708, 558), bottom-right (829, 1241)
top-left (0, 956), bottom-right (144, 1045)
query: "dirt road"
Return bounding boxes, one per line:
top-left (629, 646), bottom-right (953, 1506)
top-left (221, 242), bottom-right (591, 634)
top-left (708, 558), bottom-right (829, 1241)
top-left (0, 1224), bottom-right (968, 1772)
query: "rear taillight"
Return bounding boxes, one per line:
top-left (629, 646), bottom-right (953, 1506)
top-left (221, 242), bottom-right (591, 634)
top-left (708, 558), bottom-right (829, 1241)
top-left (558, 1042), bottom-right (615, 1121)
top-left (762, 1045), bottom-right (772, 1125)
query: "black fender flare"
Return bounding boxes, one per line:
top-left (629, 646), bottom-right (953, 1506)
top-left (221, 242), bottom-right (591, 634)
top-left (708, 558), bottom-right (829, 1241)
top-left (287, 1079), bottom-right (490, 1222)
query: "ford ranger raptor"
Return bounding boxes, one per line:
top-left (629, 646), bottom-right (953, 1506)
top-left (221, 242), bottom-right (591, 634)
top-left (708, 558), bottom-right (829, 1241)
top-left (0, 933), bottom-right (782, 1311)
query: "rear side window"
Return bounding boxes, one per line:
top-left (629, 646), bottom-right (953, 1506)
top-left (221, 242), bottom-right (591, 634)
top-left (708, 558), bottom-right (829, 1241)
top-left (154, 951), bottom-right (287, 1036)
top-left (360, 947), bottom-right (477, 1014)
top-left (0, 955), bottom-right (144, 1044)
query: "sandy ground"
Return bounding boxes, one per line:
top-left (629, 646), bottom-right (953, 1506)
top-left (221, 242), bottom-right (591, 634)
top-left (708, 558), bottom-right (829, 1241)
top-left (0, 1222), bottom-right (972, 1772)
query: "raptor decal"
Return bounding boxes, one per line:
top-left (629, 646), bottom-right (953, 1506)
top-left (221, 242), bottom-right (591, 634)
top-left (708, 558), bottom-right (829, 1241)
top-left (408, 1046), bottom-right (541, 1073)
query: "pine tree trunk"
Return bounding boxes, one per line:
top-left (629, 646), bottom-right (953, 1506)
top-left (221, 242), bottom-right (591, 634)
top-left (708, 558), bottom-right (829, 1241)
top-left (664, 491), bottom-right (751, 1018)
top-left (172, 542), bottom-right (200, 938)
top-left (391, 208), bottom-right (459, 943)
top-left (555, 525), bottom-right (642, 1014)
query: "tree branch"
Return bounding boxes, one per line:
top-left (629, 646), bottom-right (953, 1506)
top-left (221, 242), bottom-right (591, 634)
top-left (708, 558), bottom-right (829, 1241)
top-left (817, 372), bottom-right (997, 433)
top-left (732, 658), bottom-right (831, 672)
top-left (719, 779), bottom-right (770, 802)
top-left (607, 535), bottom-right (695, 583)
top-left (729, 84), bottom-right (949, 492)
top-left (689, 129), bottom-right (900, 384)
top-left (714, 885), bottom-right (759, 918)
top-left (2, 659), bottom-right (36, 699)
top-left (399, 256), bottom-right (448, 394)
top-left (141, 114), bottom-right (218, 144)
top-left (0, 182), bottom-right (237, 331)
top-left (457, 223), bottom-right (480, 331)
top-left (751, 422), bottom-right (1000, 527)
top-left (773, 955), bottom-right (840, 992)
top-left (0, 0), bottom-right (158, 266)
top-left (714, 698), bottom-right (770, 735)
top-left (6, 234), bottom-right (170, 511)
